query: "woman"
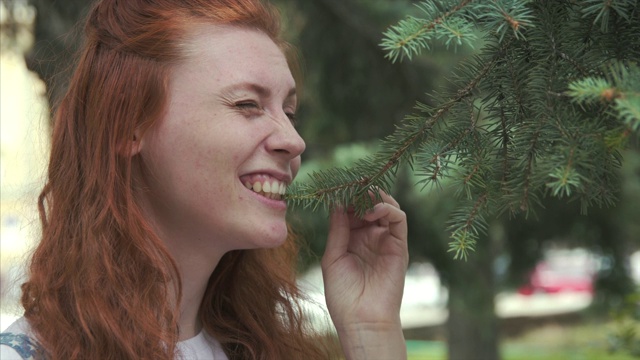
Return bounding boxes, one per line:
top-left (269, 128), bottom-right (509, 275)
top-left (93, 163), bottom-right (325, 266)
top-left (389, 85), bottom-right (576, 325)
top-left (0, 0), bottom-right (408, 359)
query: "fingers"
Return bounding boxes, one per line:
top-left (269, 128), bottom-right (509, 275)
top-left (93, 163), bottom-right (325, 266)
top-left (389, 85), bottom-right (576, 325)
top-left (377, 190), bottom-right (399, 208)
top-left (362, 201), bottom-right (407, 240)
top-left (323, 190), bottom-right (407, 267)
top-left (368, 191), bottom-right (395, 227)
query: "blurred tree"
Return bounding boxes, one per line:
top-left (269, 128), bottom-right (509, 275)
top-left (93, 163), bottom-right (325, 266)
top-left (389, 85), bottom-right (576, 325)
top-left (273, 0), bottom-right (450, 157)
top-left (400, 184), bottom-right (502, 360)
top-left (24, 0), bottom-right (89, 112)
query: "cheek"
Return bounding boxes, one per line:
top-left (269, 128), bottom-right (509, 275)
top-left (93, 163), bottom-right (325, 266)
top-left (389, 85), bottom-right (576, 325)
top-left (231, 152), bottom-right (242, 163)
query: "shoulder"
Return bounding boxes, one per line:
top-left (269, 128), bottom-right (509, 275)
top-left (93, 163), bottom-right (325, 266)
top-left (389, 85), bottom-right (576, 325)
top-left (0, 317), bottom-right (40, 360)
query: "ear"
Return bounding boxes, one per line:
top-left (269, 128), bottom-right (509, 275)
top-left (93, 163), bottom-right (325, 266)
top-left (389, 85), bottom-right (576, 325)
top-left (119, 129), bottom-right (145, 157)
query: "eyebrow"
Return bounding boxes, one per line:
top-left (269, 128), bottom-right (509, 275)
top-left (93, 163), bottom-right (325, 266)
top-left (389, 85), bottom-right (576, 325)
top-left (219, 82), bottom-right (297, 100)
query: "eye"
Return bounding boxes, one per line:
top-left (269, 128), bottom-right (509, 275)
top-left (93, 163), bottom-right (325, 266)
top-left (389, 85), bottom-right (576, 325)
top-left (235, 101), bottom-right (260, 110)
top-left (285, 112), bottom-right (297, 126)
top-left (234, 101), bottom-right (263, 118)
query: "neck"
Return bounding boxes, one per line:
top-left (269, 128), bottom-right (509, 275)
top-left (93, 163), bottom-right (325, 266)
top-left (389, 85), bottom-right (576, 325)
top-left (132, 177), bottom-right (228, 340)
top-left (173, 249), bottom-right (224, 341)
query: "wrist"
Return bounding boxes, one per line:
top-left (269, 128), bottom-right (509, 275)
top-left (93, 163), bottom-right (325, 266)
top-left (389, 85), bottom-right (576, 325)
top-left (335, 321), bottom-right (407, 360)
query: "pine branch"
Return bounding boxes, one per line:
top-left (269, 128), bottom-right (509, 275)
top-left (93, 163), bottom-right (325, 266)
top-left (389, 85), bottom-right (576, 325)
top-left (477, 0), bottom-right (535, 42)
top-left (286, 44), bottom-right (506, 216)
top-left (380, 0), bottom-right (476, 62)
top-left (582, 0), bottom-right (637, 32)
top-left (546, 146), bottom-right (581, 197)
top-left (447, 193), bottom-right (488, 260)
top-left (568, 62), bottom-right (640, 133)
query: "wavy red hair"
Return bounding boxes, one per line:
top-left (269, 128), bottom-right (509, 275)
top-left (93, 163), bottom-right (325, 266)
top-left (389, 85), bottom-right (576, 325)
top-left (21, 0), bottom-right (328, 358)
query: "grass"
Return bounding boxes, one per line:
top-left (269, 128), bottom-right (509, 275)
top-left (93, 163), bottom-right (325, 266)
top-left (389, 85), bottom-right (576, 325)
top-left (406, 320), bottom-right (638, 360)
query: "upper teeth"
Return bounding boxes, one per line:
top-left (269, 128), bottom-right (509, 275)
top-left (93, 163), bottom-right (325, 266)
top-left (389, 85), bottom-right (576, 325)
top-left (244, 179), bottom-right (287, 196)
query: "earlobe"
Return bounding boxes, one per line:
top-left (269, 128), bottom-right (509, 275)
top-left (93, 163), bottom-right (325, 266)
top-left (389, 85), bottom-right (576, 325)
top-left (130, 129), bottom-right (144, 156)
top-left (120, 130), bottom-right (144, 157)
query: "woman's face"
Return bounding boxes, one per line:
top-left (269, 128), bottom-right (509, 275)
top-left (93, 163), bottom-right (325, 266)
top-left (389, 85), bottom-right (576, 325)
top-left (137, 25), bottom-right (305, 255)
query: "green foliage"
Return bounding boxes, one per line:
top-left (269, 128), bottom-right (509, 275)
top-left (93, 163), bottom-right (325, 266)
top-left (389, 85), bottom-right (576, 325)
top-left (568, 61), bottom-right (640, 133)
top-left (286, 0), bottom-right (640, 259)
top-left (275, 0), bottom-right (442, 148)
top-left (380, 0), bottom-right (536, 62)
top-left (607, 291), bottom-right (640, 357)
top-left (380, 0), bottom-right (479, 61)
top-left (582, 0), bottom-right (638, 32)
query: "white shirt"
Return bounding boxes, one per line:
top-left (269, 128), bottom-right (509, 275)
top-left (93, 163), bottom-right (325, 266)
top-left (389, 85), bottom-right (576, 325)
top-left (176, 329), bottom-right (228, 360)
top-left (0, 317), bottom-right (229, 360)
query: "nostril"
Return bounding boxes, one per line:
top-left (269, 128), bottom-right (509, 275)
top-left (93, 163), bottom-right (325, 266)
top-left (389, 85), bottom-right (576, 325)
top-left (269, 136), bottom-right (304, 157)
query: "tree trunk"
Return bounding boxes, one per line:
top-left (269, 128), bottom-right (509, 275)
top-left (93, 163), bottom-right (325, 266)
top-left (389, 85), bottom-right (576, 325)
top-left (446, 233), bottom-right (500, 360)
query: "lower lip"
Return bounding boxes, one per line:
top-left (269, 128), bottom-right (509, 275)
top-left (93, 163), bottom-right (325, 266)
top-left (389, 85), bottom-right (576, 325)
top-left (245, 186), bottom-right (288, 211)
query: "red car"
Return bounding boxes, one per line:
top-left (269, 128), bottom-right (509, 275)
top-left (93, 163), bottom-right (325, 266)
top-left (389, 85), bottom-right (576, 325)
top-left (518, 251), bottom-right (596, 295)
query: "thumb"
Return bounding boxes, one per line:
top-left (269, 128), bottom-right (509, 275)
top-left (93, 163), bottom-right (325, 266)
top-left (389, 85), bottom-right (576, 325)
top-left (322, 208), bottom-right (350, 266)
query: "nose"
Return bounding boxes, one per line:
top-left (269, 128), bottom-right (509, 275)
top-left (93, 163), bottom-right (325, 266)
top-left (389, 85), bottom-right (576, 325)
top-left (266, 114), bottom-right (306, 159)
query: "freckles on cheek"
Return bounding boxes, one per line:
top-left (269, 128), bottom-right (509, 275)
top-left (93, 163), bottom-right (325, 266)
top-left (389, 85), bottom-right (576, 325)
top-left (269, 223), bottom-right (289, 246)
top-left (231, 153), bottom-right (242, 163)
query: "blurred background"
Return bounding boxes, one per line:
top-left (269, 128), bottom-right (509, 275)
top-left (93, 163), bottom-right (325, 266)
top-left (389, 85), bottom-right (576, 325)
top-left (1, 0), bottom-right (638, 359)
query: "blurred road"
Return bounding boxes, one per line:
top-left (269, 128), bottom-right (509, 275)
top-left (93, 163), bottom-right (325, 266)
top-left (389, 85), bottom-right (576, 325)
top-left (297, 262), bottom-right (594, 333)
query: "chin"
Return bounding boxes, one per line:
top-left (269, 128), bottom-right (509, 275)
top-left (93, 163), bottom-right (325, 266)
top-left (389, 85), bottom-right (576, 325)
top-left (257, 222), bottom-right (289, 249)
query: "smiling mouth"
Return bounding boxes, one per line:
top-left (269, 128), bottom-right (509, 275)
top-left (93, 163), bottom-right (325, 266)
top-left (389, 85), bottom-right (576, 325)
top-left (243, 178), bottom-right (287, 200)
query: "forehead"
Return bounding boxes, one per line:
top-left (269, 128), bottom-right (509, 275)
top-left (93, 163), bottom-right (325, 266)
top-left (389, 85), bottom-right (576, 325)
top-left (175, 24), bottom-right (295, 89)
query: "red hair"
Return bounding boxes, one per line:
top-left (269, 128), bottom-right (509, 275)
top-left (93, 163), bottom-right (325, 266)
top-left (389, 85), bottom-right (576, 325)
top-left (21, 0), bottom-right (328, 358)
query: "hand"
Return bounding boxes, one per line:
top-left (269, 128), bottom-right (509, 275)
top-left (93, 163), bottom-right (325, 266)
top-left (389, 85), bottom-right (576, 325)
top-left (322, 190), bottom-right (408, 359)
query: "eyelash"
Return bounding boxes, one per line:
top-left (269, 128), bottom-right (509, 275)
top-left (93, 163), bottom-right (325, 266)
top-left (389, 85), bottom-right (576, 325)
top-left (235, 101), bottom-right (261, 112)
top-left (235, 101), bottom-right (298, 126)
